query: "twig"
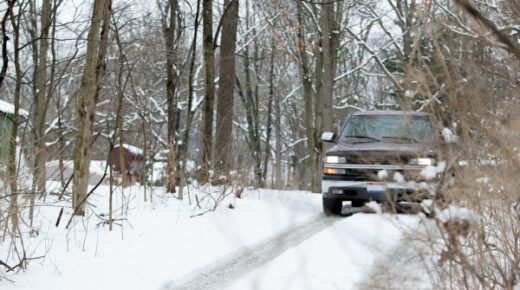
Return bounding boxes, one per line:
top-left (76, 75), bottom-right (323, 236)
top-left (454, 0), bottom-right (520, 60)
top-left (55, 207), bottom-right (64, 227)
top-left (195, 194), bottom-right (202, 209)
top-left (57, 174), bottom-right (73, 200)
top-left (190, 209), bottom-right (211, 218)
top-left (65, 161), bottom-right (110, 229)
top-left (0, 259), bottom-right (13, 271)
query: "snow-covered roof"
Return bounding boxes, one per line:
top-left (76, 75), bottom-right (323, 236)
top-left (0, 99), bottom-right (29, 117)
top-left (120, 144), bottom-right (144, 156)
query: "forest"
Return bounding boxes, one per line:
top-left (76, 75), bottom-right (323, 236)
top-left (0, 0), bottom-right (519, 289)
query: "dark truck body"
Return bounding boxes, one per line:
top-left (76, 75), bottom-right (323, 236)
top-left (321, 110), bottom-right (439, 215)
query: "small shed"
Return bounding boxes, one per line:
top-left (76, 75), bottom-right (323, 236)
top-left (108, 144), bottom-right (145, 185)
top-left (0, 99), bottom-right (28, 161)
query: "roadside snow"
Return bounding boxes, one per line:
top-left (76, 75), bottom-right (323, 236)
top-left (377, 169), bottom-right (388, 180)
top-left (366, 201), bottom-right (382, 214)
top-left (421, 161), bottom-right (446, 180)
top-left (438, 205), bottom-right (479, 227)
top-left (442, 128), bottom-right (458, 143)
top-left (393, 171), bottom-right (405, 183)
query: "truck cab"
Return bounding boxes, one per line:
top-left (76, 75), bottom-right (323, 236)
top-left (321, 110), bottom-right (440, 215)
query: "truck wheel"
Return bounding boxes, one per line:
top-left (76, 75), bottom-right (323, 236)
top-left (351, 200), bottom-right (364, 207)
top-left (323, 197), bottom-right (342, 215)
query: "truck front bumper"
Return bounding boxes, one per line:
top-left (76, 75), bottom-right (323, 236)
top-left (322, 180), bottom-right (436, 202)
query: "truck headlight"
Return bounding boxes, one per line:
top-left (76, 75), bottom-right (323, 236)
top-left (325, 156), bottom-right (346, 163)
top-left (410, 158), bottom-right (435, 166)
top-left (322, 168), bottom-right (347, 175)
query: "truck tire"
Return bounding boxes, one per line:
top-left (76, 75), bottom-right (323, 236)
top-left (323, 197), bottom-right (342, 215)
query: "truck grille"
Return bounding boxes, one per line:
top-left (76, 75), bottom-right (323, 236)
top-left (323, 169), bottom-right (407, 181)
top-left (323, 169), bottom-right (378, 181)
top-left (345, 169), bottom-right (378, 181)
top-left (346, 155), bottom-right (409, 165)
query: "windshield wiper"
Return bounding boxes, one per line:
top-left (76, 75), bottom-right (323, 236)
top-left (381, 136), bottom-right (419, 143)
top-left (343, 135), bottom-right (380, 142)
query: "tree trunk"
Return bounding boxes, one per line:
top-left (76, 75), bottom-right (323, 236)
top-left (162, 0), bottom-right (179, 193)
top-left (113, 17), bottom-right (128, 189)
top-left (28, 0), bottom-right (39, 218)
top-left (179, 0), bottom-right (201, 199)
top-left (241, 0), bottom-right (262, 186)
top-left (214, 0), bottom-right (239, 178)
top-left (321, 0), bottom-right (343, 145)
top-left (30, 0), bottom-right (52, 225)
top-left (390, 0), bottom-right (416, 96)
top-left (272, 36), bottom-right (281, 189)
top-left (312, 39), bottom-right (323, 194)
top-left (199, 0), bottom-right (214, 184)
top-left (141, 120), bottom-right (148, 202)
top-left (72, 0), bottom-right (111, 216)
top-left (260, 32), bottom-right (276, 188)
top-left (109, 162), bottom-right (113, 231)
top-left (402, 0), bottom-right (416, 64)
top-left (297, 2), bottom-right (320, 193)
top-left (263, 89), bottom-right (273, 188)
top-left (0, 0), bottom-right (15, 89)
top-left (235, 76), bottom-right (260, 185)
top-left (58, 108), bottom-right (65, 188)
top-left (7, 0), bottom-right (21, 232)
top-left (321, 1), bottom-right (335, 135)
top-left (47, 0), bottom-right (59, 189)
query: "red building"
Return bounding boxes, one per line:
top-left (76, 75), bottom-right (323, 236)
top-left (108, 144), bottom-right (144, 185)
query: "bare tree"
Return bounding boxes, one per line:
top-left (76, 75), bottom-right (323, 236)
top-left (296, 2), bottom-right (320, 193)
top-left (179, 0), bottom-right (202, 200)
top-left (160, 0), bottom-right (180, 193)
top-left (271, 35), bottom-right (281, 189)
top-left (72, 0), bottom-right (112, 216)
top-left (214, 0), bottom-right (239, 179)
top-left (198, 0), bottom-right (214, 184)
top-left (29, 0), bottom-right (52, 224)
top-left (0, 0), bottom-right (15, 89)
top-left (321, 0), bottom-right (343, 135)
top-left (7, 0), bottom-right (21, 233)
top-left (236, 0), bottom-right (263, 186)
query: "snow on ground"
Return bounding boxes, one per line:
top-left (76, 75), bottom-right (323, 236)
top-left (356, 227), bottom-right (433, 290)
top-left (1, 185), bottom-right (418, 290)
top-left (46, 160), bottom-right (108, 186)
top-left (226, 212), bottom-right (417, 290)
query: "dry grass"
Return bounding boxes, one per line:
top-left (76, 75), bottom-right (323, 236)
top-left (364, 1), bottom-right (520, 287)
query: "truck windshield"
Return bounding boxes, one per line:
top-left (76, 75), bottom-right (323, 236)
top-left (340, 115), bottom-right (434, 143)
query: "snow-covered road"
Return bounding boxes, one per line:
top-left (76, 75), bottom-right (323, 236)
top-left (225, 211), bottom-right (416, 290)
top-left (165, 215), bottom-right (341, 290)
top-left (165, 205), bottom-right (418, 290)
top-left (1, 187), bottom-right (419, 290)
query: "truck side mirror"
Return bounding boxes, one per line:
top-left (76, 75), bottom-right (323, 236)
top-left (321, 132), bottom-right (336, 143)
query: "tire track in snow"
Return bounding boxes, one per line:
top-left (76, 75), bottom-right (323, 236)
top-left (161, 215), bottom-right (342, 290)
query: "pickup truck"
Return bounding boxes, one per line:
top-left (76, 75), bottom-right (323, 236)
top-left (321, 110), bottom-right (440, 215)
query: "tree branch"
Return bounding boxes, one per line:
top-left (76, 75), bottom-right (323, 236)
top-left (454, 0), bottom-right (520, 60)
